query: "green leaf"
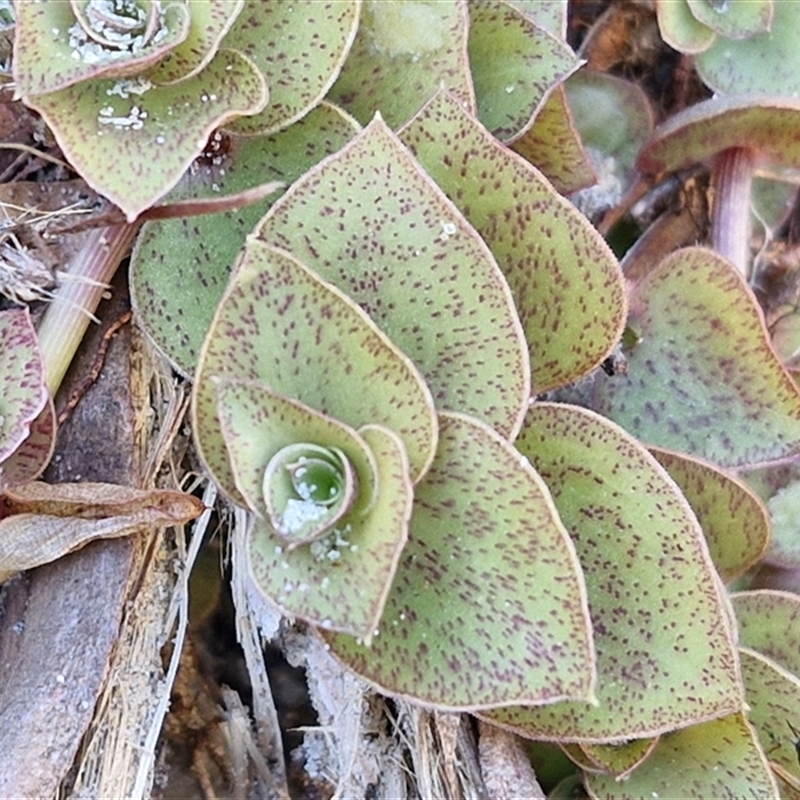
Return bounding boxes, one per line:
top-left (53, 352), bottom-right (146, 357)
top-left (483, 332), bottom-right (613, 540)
top-left (193, 243), bottom-right (437, 504)
top-left (731, 590), bottom-right (800, 678)
top-left (13, 0), bottom-right (190, 95)
top-left (0, 308), bottom-right (49, 465)
top-left (25, 48), bottom-right (267, 221)
top-left (327, 0), bottom-right (474, 129)
top-left (764, 480), bottom-right (800, 568)
top-left (739, 647), bottom-right (800, 794)
top-left (247, 422), bottom-right (412, 641)
top-left (505, 0), bottom-right (568, 39)
top-left (399, 91), bottom-right (626, 394)
top-left (593, 247), bottom-right (800, 468)
top-left (508, 85), bottom-right (597, 196)
top-left (0, 399), bottom-right (56, 493)
top-left (468, 0), bottom-right (580, 143)
top-left (686, 0), bottom-right (773, 40)
top-left (130, 102), bottom-right (359, 376)
top-left (655, 0), bottom-right (716, 54)
top-left (481, 403), bottom-right (744, 741)
top-left (223, 0), bottom-right (360, 135)
top-left (323, 411), bottom-right (596, 710)
top-left (577, 738), bottom-right (658, 781)
top-left (584, 714), bottom-right (779, 799)
top-left (256, 113), bottom-right (530, 438)
top-left (649, 447), bottom-right (770, 582)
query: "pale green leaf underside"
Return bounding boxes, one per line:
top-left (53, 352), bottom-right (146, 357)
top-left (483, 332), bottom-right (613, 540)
top-left (256, 113), bottom-right (530, 438)
top-left (25, 48), bottom-right (267, 221)
top-left (193, 243), bottom-right (437, 505)
top-left (400, 91), bottom-right (626, 394)
top-left (0, 401), bottom-right (56, 493)
top-left (324, 411), bottom-right (596, 711)
top-left (481, 403), bottom-right (743, 741)
top-left (655, 0), bottom-right (716, 54)
top-left (130, 102), bottom-right (359, 376)
top-left (593, 247), bottom-right (800, 468)
top-left (248, 422), bottom-right (412, 640)
top-left (686, 0), bottom-right (772, 41)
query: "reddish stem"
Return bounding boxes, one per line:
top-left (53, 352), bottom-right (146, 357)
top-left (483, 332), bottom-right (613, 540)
top-left (710, 147), bottom-right (755, 276)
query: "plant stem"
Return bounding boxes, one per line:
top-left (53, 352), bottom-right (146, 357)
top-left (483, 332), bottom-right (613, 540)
top-left (36, 223), bottom-right (139, 395)
top-left (710, 147), bottom-right (755, 276)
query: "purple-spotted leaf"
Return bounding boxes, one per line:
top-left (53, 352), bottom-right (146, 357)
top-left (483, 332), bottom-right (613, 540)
top-left (0, 308), bottom-right (49, 465)
top-left (147, 0), bottom-right (243, 84)
top-left (247, 423), bottom-right (412, 640)
top-left (193, 243), bottom-right (437, 505)
top-left (765, 481), bottom-right (800, 568)
top-left (13, 1), bottom-right (190, 96)
top-left (506, 0), bottom-right (568, 39)
top-left (327, 0), bottom-right (474, 130)
top-left (739, 647), bottom-right (800, 793)
top-left (322, 411), bottom-right (595, 710)
top-left (0, 399), bottom-right (57, 493)
top-left (731, 590), bottom-right (800, 678)
top-left (25, 48), bottom-right (267, 221)
top-left (223, 0), bottom-right (360, 135)
top-left (593, 247), bottom-right (800, 468)
top-left (399, 91), bottom-right (626, 394)
top-left (655, 0), bottom-right (717, 54)
top-left (256, 114), bottom-right (530, 437)
top-left (481, 403), bottom-right (743, 741)
top-left (577, 738), bottom-right (659, 781)
top-left (215, 379), bottom-right (379, 546)
top-left (509, 85), bottom-right (597, 195)
top-left (468, 0), bottom-right (580, 143)
top-left (686, 0), bottom-right (773, 40)
top-left (0, 481), bottom-right (204, 584)
top-left (649, 447), bottom-right (770, 582)
top-left (130, 102), bottom-right (359, 376)
top-left (584, 714), bottom-right (778, 799)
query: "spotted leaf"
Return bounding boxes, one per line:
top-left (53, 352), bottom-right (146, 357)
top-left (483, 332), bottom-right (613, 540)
top-left (256, 113), bottom-right (530, 438)
top-left (481, 403), bottom-right (743, 741)
top-left (399, 91), bottom-right (626, 394)
top-left (0, 400), bottom-right (57, 493)
top-left (593, 247), bottom-right (800, 468)
top-left (322, 411), bottom-right (596, 710)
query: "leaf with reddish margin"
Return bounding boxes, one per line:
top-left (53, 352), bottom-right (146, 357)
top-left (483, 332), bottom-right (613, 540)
top-left (223, 0), bottom-right (360, 135)
top-left (25, 48), bottom-right (267, 221)
top-left (593, 247), bottom-right (800, 469)
top-left (584, 714), bottom-right (778, 799)
top-left (655, 0), bottom-right (716, 54)
top-left (0, 308), bottom-right (49, 465)
top-left (322, 411), bottom-right (596, 711)
top-left (481, 403), bottom-right (743, 741)
top-left (399, 91), bottom-right (626, 394)
top-left (0, 399), bottom-right (56, 493)
top-left (327, 0), bottom-right (474, 129)
top-left (256, 114), bottom-right (530, 439)
top-left (649, 446), bottom-right (770, 583)
top-left (0, 481), bottom-right (204, 583)
top-left (468, 0), bottom-right (580, 143)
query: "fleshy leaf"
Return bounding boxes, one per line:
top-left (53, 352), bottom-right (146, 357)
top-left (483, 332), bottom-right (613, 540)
top-left (399, 91), bottom-right (626, 394)
top-left (0, 399), bottom-right (57, 493)
top-left (655, 0), bottom-right (717, 54)
top-left (739, 647), bottom-right (800, 794)
top-left (649, 446), bottom-right (770, 582)
top-left (13, 1), bottom-right (190, 96)
top-left (584, 714), bottom-right (779, 799)
top-left (509, 85), bottom-right (597, 195)
top-left (468, 0), bottom-right (580, 143)
top-left (25, 48), bottom-right (267, 221)
top-left (731, 590), bottom-right (800, 677)
top-left (193, 243), bottom-right (437, 504)
top-left (215, 379), bottom-right (378, 546)
top-left (765, 480), bottom-right (800, 568)
top-left (0, 482), bottom-right (204, 583)
top-left (593, 247), bottom-right (800, 468)
top-left (322, 411), bottom-right (595, 710)
top-left (0, 308), bottom-right (49, 464)
top-left (481, 403), bottom-right (743, 741)
top-left (223, 0), bottom-right (360, 135)
top-left (248, 423), bottom-right (412, 641)
top-left (577, 738), bottom-right (659, 781)
top-left (686, 0), bottom-right (773, 40)
top-left (256, 113), bottom-right (530, 437)
top-left (506, 0), bottom-right (568, 39)
top-left (327, 0), bottom-right (474, 129)
top-left (130, 102), bottom-right (359, 376)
